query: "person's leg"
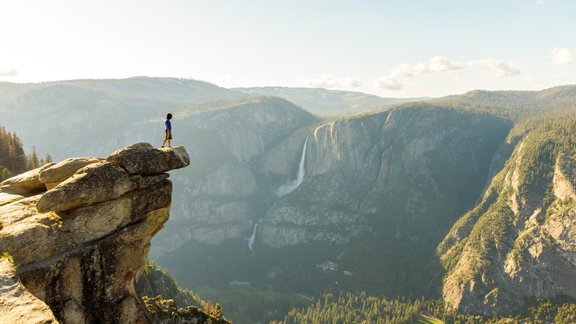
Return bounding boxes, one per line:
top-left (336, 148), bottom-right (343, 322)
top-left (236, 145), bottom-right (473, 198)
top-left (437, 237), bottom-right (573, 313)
top-left (162, 129), bottom-right (169, 147)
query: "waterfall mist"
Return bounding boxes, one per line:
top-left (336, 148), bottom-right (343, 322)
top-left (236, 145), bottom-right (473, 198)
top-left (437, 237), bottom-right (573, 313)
top-left (276, 138), bottom-right (308, 197)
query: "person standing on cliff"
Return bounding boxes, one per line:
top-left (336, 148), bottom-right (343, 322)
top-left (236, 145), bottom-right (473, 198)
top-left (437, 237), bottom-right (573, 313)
top-left (162, 113), bottom-right (173, 148)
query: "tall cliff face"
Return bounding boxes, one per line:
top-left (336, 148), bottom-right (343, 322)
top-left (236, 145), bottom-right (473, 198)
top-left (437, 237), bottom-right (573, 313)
top-left (153, 97), bottom-right (318, 252)
top-left (0, 143), bottom-right (189, 323)
top-left (156, 105), bottom-right (513, 308)
top-left (439, 112), bottom-right (576, 315)
top-left (260, 107), bottom-right (512, 249)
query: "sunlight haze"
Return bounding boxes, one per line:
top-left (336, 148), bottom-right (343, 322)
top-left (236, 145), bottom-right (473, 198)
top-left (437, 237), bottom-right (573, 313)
top-left (1, 0), bottom-right (575, 97)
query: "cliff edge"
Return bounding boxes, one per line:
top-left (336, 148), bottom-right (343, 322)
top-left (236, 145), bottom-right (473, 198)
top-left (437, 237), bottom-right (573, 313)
top-left (0, 143), bottom-right (189, 323)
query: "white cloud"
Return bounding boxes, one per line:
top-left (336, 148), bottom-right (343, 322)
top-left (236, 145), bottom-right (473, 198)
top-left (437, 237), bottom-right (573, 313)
top-left (374, 56), bottom-right (519, 91)
top-left (0, 68), bottom-right (18, 77)
top-left (534, 0), bottom-right (545, 6)
top-left (550, 47), bottom-right (574, 66)
top-left (374, 56), bottom-right (461, 91)
top-left (303, 75), bottom-right (363, 88)
top-left (374, 77), bottom-right (403, 91)
top-left (468, 59), bottom-right (520, 78)
top-left (389, 56), bottom-right (463, 78)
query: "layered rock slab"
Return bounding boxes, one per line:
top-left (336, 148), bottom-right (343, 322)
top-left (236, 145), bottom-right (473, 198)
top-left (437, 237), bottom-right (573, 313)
top-left (0, 143), bottom-right (190, 323)
top-left (39, 157), bottom-right (101, 189)
top-left (0, 163), bottom-right (54, 195)
top-left (107, 142), bottom-right (190, 175)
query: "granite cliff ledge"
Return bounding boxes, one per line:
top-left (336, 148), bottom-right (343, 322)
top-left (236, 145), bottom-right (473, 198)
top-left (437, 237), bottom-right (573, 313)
top-left (0, 143), bottom-right (189, 323)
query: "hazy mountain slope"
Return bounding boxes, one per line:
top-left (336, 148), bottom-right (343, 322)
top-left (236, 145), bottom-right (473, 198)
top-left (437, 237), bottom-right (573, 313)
top-left (0, 84), bottom-right (178, 159)
top-left (235, 86), bottom-right (424, 116)
top-left (0, 77), bottom-right (247, 113)
top-left (431, 85), bottom-right (576, 120)
top-left (155, 97), bottom-right (318, 253)
top-left (0, 78), bottom-right (319, 254)
top-left (438, 110), bottom-right (576, 315)
top-left (261, 107), bottom-right (511, 249)
top-left (0, 78), bottom-right (248, 160)
top-left (137, 261), bottom-right (204, 309)
top-left (61, 76), bottom-right (248, 104)
top-left (157, 105), bottom-right (511, 320)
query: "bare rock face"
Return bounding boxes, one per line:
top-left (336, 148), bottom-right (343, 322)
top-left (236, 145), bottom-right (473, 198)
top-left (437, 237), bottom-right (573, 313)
top-left (260, 107), bottom-right (511, 248)
top-left (0, 143), bottom-right (190, 323)
top-left (439, 121), bottom-right (576, 316)
top-left (107, 142), bottom-right (190, 175)
top-left (0, 163), bottom-right (54, 195)
top-left (36, 162), bottom-right (136, 213)
top-left (38, 157), bottom-right (101, 189)
top-left (0, 258), bottom-right (58, 324)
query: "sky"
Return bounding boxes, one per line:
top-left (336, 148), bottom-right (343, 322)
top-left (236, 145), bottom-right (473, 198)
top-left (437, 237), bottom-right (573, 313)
top-left (0, 0), bottom-right (575, 97)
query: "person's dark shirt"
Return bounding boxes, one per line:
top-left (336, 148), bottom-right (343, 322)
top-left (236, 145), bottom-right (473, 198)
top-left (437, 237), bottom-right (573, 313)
top-left (165, 119), bottom-right (172, 130)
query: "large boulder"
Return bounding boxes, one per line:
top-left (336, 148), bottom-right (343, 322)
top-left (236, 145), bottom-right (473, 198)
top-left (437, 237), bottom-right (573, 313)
top-left (36, 162), bottom-right (135, 213)
top-left (0, 258), bottom-right (58, 324)
top-left (106, 142), bottom-right (190, 175)
top-left (0, 192), bottom-right (24, 207)
top-left (0, 163), bottom-right (54, 195)
top-left (0, 143), bottom-right (190, 323)
top-left (39, 157), bottom-right (101, 189)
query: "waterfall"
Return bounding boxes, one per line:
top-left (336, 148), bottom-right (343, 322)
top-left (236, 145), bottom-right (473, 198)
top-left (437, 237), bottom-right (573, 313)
top-left (249, 138), bottom-right (308, 250)
top-left (277, 138), bottom-right (308, 197)
top-left (248, 220), bottom-right (261, 250)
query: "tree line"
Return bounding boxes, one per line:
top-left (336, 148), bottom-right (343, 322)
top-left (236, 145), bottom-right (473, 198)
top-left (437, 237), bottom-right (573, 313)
top-left (275, 292), bottom-right (576, 324)
top-left (0, 126), bottom-right (52, 181)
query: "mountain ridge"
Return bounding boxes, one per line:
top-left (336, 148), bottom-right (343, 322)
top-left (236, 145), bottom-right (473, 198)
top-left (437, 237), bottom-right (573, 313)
top-left (439, 110), bottom-right (576, 315)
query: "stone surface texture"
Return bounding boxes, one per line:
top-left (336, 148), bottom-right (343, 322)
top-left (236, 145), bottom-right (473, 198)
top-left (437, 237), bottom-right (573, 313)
top-left (107, 143), bottom-right (190, 175)
top-left (0, 258), bottom-right (58, 324)
top-left (0, 163), bottom-right (55, 195)
top-left (0, 143), bottom-right (189, 323)
top-left (38, 157), bottom-right (101, 189)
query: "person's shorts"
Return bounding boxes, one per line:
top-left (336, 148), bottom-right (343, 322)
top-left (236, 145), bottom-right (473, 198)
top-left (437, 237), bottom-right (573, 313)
top-left (165, 129), bottom-right (172, 140)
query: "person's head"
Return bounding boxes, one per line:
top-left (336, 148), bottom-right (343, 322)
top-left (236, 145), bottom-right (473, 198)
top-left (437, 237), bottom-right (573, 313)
top-left (166, 113), bottom-right (173, 120)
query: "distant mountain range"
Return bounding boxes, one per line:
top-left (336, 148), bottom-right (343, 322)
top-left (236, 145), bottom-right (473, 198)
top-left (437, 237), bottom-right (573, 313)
top-left (1, 77), bottom-right (575, 322)
top-left (235, 86), bottom-right (427, 116)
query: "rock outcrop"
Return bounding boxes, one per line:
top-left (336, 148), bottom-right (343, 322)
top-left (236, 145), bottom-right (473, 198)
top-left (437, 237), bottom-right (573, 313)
top-left (0, 162), bottom-right (55, 195)
top-left (439, 115), bottom-right (576, 315)
top-left (38, 157), bottom-right (101, 189)
top-left (0, 143), bottom-right (189, 323)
